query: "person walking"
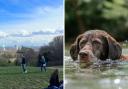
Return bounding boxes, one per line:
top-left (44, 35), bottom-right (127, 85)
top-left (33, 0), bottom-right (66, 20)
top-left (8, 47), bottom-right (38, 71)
top-left (42, 55), bottom-right (47, 72)
top-left (38, 54), bottom-right (47, 72)
top-left (21, 54), bottom-right (27, 73)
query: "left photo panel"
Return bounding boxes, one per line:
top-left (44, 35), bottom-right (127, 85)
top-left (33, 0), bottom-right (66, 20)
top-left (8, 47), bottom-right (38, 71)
top-left (0, 0), bottom-right (64, 89)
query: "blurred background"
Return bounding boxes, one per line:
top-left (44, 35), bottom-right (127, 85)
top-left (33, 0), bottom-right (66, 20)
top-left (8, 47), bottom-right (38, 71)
top-left (65, 0), bottom-right (128, 43)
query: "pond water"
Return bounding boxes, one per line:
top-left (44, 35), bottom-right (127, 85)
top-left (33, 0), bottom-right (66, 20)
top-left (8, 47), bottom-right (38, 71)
top-left (65, 48), bottom-right (128, 89)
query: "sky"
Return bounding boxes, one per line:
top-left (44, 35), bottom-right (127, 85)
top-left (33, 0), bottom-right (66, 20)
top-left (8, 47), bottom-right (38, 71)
top-left (0, 0), bottom-right (64, 47)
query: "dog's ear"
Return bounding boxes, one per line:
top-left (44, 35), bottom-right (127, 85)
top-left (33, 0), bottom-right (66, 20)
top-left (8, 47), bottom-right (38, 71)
top-left (100, 36), bottom-right (109, 60)
top-left (105, 35), bottom-right (122, 60)
top-left (70, 44), bottom-right (78, 61)
top-left (70, 35), bottom-right (83, 61)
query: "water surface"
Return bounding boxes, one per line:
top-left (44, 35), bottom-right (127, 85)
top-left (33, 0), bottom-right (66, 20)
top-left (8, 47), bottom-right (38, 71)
top-left (65, 48), bottom-right (128, 89)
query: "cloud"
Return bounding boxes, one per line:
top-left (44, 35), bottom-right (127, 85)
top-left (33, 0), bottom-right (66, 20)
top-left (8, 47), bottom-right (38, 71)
top-left (35, 5), bottom-right (63, 16)
top-left (0, 5), bottom-right (64, 33)
top-left (0, 28), bottom-right (63, 47)
top-left (19, 30), bottom-right (32, 36)
top-left (0, 0), bottom-right (63, 47)
top-left (0, 33), bottom-right (59, 47)
top-left (0, 28), bottom-right (63, 38)
top-left (0, 31), bottom-right (8, 37)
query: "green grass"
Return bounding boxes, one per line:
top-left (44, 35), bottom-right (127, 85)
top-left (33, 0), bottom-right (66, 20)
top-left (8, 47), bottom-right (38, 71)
top-left (0, 66), bottom-right (63, 89)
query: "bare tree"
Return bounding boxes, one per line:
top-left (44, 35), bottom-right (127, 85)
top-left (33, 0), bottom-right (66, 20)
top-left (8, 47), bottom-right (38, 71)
top-left (39, 35), bottom-right (63, 66)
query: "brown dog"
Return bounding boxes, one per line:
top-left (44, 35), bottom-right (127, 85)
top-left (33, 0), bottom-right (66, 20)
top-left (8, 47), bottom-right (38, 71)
top-left (70, 30), bottom-right (128, 65)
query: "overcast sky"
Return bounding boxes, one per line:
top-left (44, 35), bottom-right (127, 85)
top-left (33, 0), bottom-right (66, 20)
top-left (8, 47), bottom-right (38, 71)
top-left (0, 0), bottom-right (64, 47)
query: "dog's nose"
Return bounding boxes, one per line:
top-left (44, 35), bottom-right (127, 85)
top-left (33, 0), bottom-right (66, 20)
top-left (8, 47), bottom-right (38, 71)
top-left (79, 51), bottom-right (88, 57)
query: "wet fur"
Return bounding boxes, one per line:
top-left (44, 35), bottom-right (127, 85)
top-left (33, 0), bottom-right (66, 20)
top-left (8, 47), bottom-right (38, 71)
top-left (70, 30), bottom-right (124, 62)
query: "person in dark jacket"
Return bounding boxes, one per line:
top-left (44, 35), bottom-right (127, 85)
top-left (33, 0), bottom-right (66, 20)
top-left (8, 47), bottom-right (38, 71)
top-left (21, 54), bottom-right (27, 73)
top-left (38, 54), bottom-right (47, 72)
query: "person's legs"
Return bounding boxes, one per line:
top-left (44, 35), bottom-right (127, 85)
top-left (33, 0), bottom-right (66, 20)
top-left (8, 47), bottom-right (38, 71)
top-left (43, 66), bottom-right (46, 72)
top-left (40, 64), bottom-right (43, 72)
top-left (24, 64), bottom-right (27, 73)
top-left (22, 64), bottom-right (27, 73)
top-left (21, 64), bottom-right (25, 72)
top-left (43, 63), bottom-right (46, 72)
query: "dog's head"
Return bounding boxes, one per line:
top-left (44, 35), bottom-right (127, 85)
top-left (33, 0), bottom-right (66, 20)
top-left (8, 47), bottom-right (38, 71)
top-left (70, 30), bottom-right (122, 65)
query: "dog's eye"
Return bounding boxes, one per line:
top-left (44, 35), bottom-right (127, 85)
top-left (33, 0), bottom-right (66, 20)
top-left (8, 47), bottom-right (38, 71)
top-left (79, 41), bottom-right (87, 48)
top-left (92, 41), bottom-right (101, 45)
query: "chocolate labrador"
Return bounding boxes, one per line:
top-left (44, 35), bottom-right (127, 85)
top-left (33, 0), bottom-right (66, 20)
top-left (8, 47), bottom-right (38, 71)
top-left (70, 30), bottom-right (128, 67)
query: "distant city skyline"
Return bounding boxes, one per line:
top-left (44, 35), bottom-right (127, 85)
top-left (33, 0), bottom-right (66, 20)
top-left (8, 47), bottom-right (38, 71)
top-left (0, 0), bottom-right (64, 47)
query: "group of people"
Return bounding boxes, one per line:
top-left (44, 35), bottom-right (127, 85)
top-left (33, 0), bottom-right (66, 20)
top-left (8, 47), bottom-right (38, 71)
top-left (21, 54), bottom-right (47, 73)
top-left (21, 54), bottom-right (63, 89)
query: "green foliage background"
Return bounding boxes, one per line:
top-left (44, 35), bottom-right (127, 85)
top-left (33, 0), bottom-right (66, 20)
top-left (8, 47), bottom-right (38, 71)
top-left (65, 0), bottom-right (128, 42)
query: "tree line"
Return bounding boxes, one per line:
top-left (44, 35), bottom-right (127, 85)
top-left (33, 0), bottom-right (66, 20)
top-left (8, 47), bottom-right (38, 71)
top-left (65, 0), bottom-right (128, 42)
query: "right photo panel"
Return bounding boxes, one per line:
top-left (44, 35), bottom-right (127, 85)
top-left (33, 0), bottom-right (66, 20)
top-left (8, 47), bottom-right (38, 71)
top-left (65, 0), bottom-right (128, 89)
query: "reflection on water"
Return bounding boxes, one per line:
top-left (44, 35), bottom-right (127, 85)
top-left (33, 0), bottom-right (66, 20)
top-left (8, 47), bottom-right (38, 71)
top-left (65, 49), bottom-right (128, 89)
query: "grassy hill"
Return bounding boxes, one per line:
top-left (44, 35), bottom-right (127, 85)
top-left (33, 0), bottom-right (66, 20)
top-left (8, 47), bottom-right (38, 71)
top-left (0, 66), bottom-right (63, 89)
